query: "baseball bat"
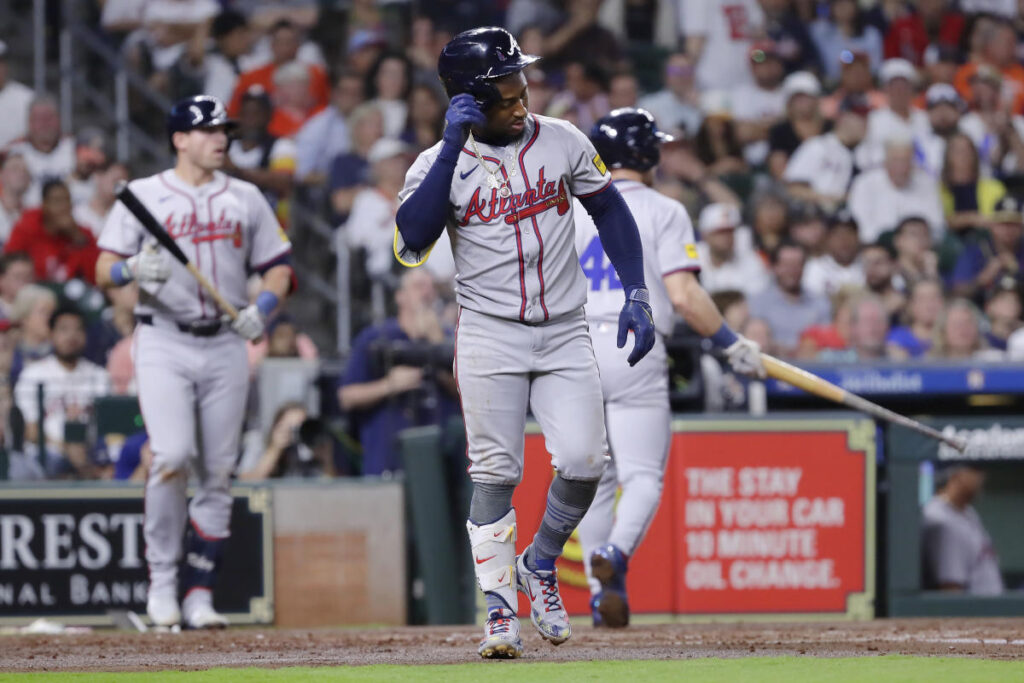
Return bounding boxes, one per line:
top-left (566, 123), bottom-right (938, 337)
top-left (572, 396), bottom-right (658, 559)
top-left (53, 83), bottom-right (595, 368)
top-left (761, 354), bottom-right (967, 452)
top-left (114, 181), bottom-right (239, 320)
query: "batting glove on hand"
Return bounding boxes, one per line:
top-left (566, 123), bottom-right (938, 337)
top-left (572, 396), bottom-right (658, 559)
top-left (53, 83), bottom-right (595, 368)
top-left (229, 305), bottom-right (265, 341)
top-left (442, 94), bottom-right (487, 147)
top-left (126, 245), bottom-right (170, 284)
top-left (724, 335), bottom-right (766, 379)
top-left (617, 287), bottom-right (656, 366)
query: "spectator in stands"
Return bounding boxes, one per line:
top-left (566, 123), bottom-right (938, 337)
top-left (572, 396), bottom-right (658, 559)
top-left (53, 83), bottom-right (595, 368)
top-left (803, 209), bottom-right (865, 297)
top-left (66, 127), bottom-right (108, 208)
top-left (175, 9), bottom-right (254, 105)
top-left (760, 0), bottom-right (821, 74)
top-left (749, 191), bottom-right (789, 257)
top-left (607, 72), bottom-right (638, 110)
top-left (265, 60), bottom-right (322, 138)
top-left (401, 84), bottom-right (445, 152)
top-left (767, 71), bottom-right (825, 180)
top-left (958, 66), bottom-right (1024, 178)
top-left (524, 68), bottom-right (556, 122)
top-left (112, 430), bottom-right (152, 482)
top-left (9, 284), bottom-right (55, 382)
top-left (922, 463), bottom-right (1003, 595)
top-left (694, 92), bottom-right (749, 195)
top-left (883, 0), bottom-right (964, 66)
top-left (238, 402), bottom-right (335, 480)
top-left (7, 95), bottom-right (75, 207)
top-left (337, 269), bottom-right (459, 477)
top-left (547, 61), bottom-right (611, 133)
top-left (637, 52), bottom-right (702, 136)
top-left (932, 298), bottom-right (1002, 359)
top-left (14, 304), bottom-right (110, 479)
top-left (818, 294), bottom-right (892, 362)
top-left (732, 41), bottom-right (787, 168)
top-left (917, 84), bottom-right (966, 178)
top-left (820, 50), bottom-right (886, 120)
top-left (224, 87), bottom-right (295, 218)
top-left (365, 52), bottom-right (412, 139)
top-left (920, 44), bottom-right (962, 96)
top-left (295, 69), bottom-right (365, 185)
top-left (951, 196), bottom-right (1024, 302)
top-left (343, 139), bottom-right (410, 284)
top-left (862, 59), bottom-right (930, 169)
top-left (696, 203), bottom-right (769, 297)
top-left (797, 286), bottom-right (856, 359)
top-left (741, 316), bottom-right (776, 358)
top-left (681, 0), bottom-right (764, 92)
top-left (940, 132), bottom-right (1006, 234)
top-left (848, 134), bottom-right (944, 244)
top-left (893, 216), bottom-right (940, 289)
top-left (0, 252), bottom-right (33, 320)
top-left (0, 153), bottom-right (30, 245)
top-left (953, 21), bottom-right (1024, 114)
top-left (4, 179), bottom-right (99, 284)
top-left (983, 286), bottom-right (1021, 351)
top-left (85, 279), bottom-right (136, 368)
top-left (329, 102), bottom-right (384, 221)
top-left (542, 0), bottom-right (623, 72)
top-left (712, 289), bottom-right (750, 334)
top-left (789, 203), bottom-right (827, 262)
top-left (861, 242), bottom-right (907, 322)
top-left (247, 313), bottom-right (319, 373)
top-left (0, 41), bottom-right (35, 148)
top-left (748, 240), bottom-right (832, 356)
top-left (887, 278), bottom-right (945, 358)
top-left (228, 20), bottom-right (329, 118)
top-left (73, 160), bottom-right (128, 239)
top-left (784, 95), bottom-right (869, 212)
top-left (811, 0), bottom-right (883, 84)
top-left (407, 16), bottom-right (444, 78)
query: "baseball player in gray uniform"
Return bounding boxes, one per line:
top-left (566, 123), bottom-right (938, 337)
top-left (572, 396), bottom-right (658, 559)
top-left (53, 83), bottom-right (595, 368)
top-left (95, 95), bottom-right (294, 629)
top-left (394, 29), bottom-right (655, 658)
top-left (573, 109), bottom-right (765, 627)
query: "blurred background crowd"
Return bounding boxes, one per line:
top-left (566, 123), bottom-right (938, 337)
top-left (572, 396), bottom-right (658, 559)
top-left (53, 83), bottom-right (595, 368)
top-left (1, 0), bottom-right (1024, 482)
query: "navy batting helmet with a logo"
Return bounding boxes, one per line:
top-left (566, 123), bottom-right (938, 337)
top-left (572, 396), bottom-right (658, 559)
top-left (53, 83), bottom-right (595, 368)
top-left (437, 27), bottom-right (539, 110)
top-left (590, 108), bottom-right (674, 172)
top-left (166, 95), bottom-right (237, 153)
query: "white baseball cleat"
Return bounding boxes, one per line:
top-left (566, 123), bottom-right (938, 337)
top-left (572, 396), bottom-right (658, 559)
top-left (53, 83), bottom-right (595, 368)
top-left (146, 593), bottom-right (181, 628)
top-left (477, 607), bottom-right (523, 659)
top-left (182, 589), bottom-right (228, 629)
top-left (516, 546), bottom-right (571, 645)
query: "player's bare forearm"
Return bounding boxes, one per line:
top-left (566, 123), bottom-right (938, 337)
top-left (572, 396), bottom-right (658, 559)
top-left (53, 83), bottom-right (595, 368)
top-left (259, 264), bottom-right (293, 303)
top-left (337, 378), bottom-right (396, 411)
top-left (664, 270), bottom-right (724, 337)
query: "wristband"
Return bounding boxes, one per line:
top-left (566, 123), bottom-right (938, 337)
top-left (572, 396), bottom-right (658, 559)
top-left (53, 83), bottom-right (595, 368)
top-left (255, 291), bottom-right (279, 317)
top-left (709, 322), bottom-right (739, 348)
top-left (626, 286), bottom-right (650, 306)
top-left (110, 261), bottom-right (134, 286)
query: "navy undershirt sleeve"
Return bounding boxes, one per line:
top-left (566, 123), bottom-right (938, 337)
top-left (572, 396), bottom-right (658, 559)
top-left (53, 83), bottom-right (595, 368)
top-left (395, 143), bottom-right (461, 252)
top-left (579, 184), bottom-right (646, 294)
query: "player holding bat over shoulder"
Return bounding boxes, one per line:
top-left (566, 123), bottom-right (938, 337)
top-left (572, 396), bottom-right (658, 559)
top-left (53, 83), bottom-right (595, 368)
top-left (95, 95), bottom-right (293, 630)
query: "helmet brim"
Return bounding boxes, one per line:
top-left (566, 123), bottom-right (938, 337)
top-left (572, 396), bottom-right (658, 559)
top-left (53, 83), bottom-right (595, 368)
top-left (479, 53), bottom-right (541, 81)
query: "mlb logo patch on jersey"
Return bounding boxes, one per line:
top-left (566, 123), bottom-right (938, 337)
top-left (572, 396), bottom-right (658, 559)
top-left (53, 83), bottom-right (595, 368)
top-left (593, 153), bottom-right (607, 175)
top-left (685, 243), bottom-right (698, 259)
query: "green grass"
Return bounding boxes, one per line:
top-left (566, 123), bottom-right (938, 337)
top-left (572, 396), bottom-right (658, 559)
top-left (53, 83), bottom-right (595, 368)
top-left (2, 657), bottom-right (1024, 682)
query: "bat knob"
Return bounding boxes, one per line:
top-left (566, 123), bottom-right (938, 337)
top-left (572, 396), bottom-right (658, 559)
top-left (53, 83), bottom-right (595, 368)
top-left (947, 436), bottom-right (969, 453)
top-left (115, 179), bottom-right (129, 197)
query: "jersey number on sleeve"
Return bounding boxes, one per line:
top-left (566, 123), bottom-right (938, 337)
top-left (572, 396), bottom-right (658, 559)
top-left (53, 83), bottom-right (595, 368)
top-left (579, 235), bottom-right (621, 291)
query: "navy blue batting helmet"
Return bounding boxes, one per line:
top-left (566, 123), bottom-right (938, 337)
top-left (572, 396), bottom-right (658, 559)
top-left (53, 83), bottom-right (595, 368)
top-left (590, 108), bottom-right (674, 172)
top-left (437, 27), bottom-right (539, 110)
top-left (166, 95), bottom-right (237, 152)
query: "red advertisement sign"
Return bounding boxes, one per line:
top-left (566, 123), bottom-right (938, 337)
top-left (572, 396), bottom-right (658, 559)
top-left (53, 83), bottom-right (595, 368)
top-left (512, 418), bottom-right (875, 618)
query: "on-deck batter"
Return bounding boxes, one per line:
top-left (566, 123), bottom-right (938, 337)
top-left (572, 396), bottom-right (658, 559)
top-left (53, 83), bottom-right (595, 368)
top-left (95, 95), bottom-right (294, 629)
top-left (394, 28), bottom-right (655, 659)
top-left (573, 108), bottom-right (765, 627)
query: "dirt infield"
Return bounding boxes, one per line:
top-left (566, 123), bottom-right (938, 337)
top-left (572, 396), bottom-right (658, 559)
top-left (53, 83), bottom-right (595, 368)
top-left (2, 618), bottom-right (1024, 672)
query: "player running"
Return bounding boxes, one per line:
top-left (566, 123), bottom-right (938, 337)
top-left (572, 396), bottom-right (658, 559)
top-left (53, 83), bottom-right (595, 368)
top-left (95, 95), bottom-right (294, 629)
top-left (394, 28), bottom-right (655, 658)
top-left (572, 108), bottom-right (766, 627)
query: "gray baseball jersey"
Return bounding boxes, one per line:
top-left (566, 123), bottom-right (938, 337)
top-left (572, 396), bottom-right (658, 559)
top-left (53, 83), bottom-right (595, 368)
top-left (395, 114), bottom-right (611, 323)
top-left (98, 170), bottom-right (291, 321)
top-left (572, 179), bottom-right (700, 335)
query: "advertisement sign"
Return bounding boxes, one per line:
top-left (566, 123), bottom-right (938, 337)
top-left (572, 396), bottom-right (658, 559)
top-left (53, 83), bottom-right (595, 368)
top-left (513, 416), bottom-right (875, 619)
top-left (0, 486), bottom-right (273, 625)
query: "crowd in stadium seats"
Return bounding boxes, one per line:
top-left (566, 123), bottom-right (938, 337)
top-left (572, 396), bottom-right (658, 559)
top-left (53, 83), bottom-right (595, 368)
top-left (4, 0), bottom-right (1024, 479)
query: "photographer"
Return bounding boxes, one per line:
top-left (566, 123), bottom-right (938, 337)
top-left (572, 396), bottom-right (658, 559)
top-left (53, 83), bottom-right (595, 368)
top-left (238, 402), bottom-right (335, 480)
top-left (337, 269), bottom-right (458, 476)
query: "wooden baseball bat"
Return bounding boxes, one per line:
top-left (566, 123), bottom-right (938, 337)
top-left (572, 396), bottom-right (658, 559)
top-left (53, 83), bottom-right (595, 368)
top-left (114, 181), bottom-right (239, 320)
top-left (761, 354), bottom-right (967, 452)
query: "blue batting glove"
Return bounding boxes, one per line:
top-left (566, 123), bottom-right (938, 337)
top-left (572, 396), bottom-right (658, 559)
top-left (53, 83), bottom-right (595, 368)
top-left (617, 287), bottom-right (655, 366)
top-left (442, 94), bottom-right (487, 148)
